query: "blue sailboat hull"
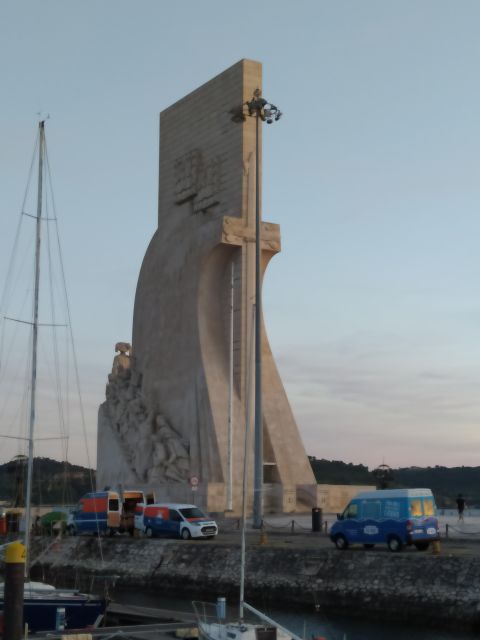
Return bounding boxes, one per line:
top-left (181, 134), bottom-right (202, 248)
top-left (0, 594), bottom-right (105, 633)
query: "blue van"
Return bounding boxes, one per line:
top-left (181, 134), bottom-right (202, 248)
top-left (330, 488), bottom-right (439, 552)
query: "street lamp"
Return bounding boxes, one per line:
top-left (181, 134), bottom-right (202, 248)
top-left (232, 89), bottom-right (282, 528)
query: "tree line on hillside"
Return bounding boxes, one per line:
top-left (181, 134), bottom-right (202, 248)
top-left (1, 456), bottom-right (478, 508)
top-left (308, 457), bottom-right (480, 507)
top-left (0, 457), bottom-right (94, 506)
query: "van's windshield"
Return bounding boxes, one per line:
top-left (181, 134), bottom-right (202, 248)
top-left (409, 497), bottom-right (435, 517)
top-left (423, 498), bottom-right (435, 516)
top-left (410, 499), bottom-right (422, 517)
top-left (180, 507), bottom-right (206, 519)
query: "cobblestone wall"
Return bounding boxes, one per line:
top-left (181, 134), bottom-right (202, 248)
top-left (12, 537), bottom-right (480, 630)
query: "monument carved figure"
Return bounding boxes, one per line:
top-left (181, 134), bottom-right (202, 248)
top-left (111, 342), bottom-right (131, 376)
top-left (98, 344), bottom-right (189, 485)
top-left (97, 60), bottom-right (317, 512)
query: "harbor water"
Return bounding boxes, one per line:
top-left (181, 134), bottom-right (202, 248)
top-left (113, 589), bottom-right (476, 640)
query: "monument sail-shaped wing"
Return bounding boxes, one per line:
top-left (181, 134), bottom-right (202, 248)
top-left (97, 59), bottom-right (317, 513)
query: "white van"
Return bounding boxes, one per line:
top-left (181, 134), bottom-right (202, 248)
top-left (139, 503), bottom-right (218, 539)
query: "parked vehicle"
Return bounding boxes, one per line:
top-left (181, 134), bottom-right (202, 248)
top-left (330, 488), bottom-right (439, 552)
top-left (67, 490), bottom-right (120, 536)
top-left (141, 503), bottom-right (218, 539)
top-left (67, 489), bottom-right (147, 536)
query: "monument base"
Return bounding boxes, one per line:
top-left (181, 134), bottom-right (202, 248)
top-left (201, 483), bottom-right (369, 515)
top-left (95, 479), bottom-right (323, 516)
top-left (297, 484), bottom-right (376, 513)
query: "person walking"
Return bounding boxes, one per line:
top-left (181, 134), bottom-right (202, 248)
top-left (456, 493), bottom-right (466, 521)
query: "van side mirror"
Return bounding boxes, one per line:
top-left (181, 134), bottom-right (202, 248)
top-left (337, 513), bottom-right (343, 521)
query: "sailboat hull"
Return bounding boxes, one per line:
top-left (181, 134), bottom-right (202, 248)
top-left (0, 594), bottom-right (105, 633)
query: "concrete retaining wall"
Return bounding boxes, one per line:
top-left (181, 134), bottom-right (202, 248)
top-left (13, 538), bottom-right (480, 630)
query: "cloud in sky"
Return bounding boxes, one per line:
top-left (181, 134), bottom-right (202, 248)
top-left (275, 335), bottom-right (480, 468)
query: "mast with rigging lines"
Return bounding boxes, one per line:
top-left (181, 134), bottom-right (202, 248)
top-left (24, 119), bottom-right (45, 575)
top-left (0, 120), bottom-right (106, 633)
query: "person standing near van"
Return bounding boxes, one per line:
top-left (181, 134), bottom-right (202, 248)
top-left (456, 494), bottom-right (466, 521)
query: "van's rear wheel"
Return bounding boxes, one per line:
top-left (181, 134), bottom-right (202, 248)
top-left (414, 541), bottom-right (429, 551)
top-left (387, 535), bottom-right (403, 552)
top-left (145, 527), bottom-right (153, 538)
top-left (181, 528), bottom-right (191, 540)
top-left (334, 534), bottom-right (348, 550)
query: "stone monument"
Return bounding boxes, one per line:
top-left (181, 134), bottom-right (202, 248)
top-left (97, 59), bottom-right (318, 513)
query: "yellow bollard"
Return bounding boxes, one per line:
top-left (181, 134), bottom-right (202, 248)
top-left (5, 541), bottom-right (26, 640)
top-left (432, 539), bottom-right (441, 555)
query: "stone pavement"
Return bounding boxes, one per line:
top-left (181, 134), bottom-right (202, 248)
top-left (437, 512), bottom-right (480, 539)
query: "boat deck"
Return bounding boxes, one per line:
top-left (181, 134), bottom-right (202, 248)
top-left (29, 603), bottom-right (199, 640)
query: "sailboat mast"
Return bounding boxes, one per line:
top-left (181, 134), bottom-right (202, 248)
top-left (226, 261), bottom-right (234, 512)
top-left (239, 303), bottom-right (256, 621)
top-left (24, 120), bottom-right (45, 574)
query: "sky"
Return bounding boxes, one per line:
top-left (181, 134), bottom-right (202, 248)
top-left (1, 0), bottom-right (480, 470)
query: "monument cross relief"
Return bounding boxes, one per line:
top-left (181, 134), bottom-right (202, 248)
top-left (97, 59), bottom-right (318, 514)
top-left (174, 149), bottom-right (223, 214)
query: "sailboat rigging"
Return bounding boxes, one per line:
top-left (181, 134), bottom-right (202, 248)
top-left (0, 120), bottom-right (105, 632)
top-left (193, 304), bottom-right (303, 640)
